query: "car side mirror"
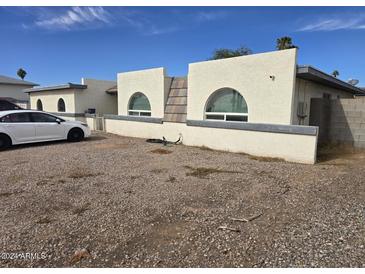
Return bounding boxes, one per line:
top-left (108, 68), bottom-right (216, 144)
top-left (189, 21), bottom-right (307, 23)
top-left (56, 118), bottom-right (61, 124)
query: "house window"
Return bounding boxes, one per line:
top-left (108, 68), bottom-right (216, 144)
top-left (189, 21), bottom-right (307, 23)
top-left (36, 99), bottom-right (43, 111)
top-left (205, 88), bottom-right (248, 122)
top-left (128, 92), bottom-right (151, 116)
top-left (57, 98), bottom-right (66, 112)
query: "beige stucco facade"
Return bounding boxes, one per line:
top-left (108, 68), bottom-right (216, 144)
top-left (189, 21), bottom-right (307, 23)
top-left (28, 48), bottom-right (359, 164)
top-left (188, 49), bottom-right (298, 124)
top-left (30, 89), bottom-right (77, 113)
top-left (29, 78), bottom-right (117, 116)
top-left (107, 49), bottom-right (319, 164)
top-left (117, 68), bottom-right (171, 117)
top-left (117, 49), bottom-right (299, 125)
top-left (292, 78), bottom-right (353, 125)
top-left (76, 78), bottom-right (117, 115)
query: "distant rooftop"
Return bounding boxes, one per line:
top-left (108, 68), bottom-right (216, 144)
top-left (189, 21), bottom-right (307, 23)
top-left (297, 66), bottom-right (364, 94)
top-left (0, 75), bottom-right (38, 86)
top-left (24, 83), bottom-right (87, 93)
top-left (105, 85), bottom-right (117, 95)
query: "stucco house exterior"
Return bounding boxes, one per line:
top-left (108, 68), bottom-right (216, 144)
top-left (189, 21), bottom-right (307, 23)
top-left (102, 49), bottom-right (362, 164)
top-left (20, 49), bottom-right (362, 164)
top-left (25, 78), bottom-right (118, 121)
top-left (0, 74), bottom-right (38, 108)
top-left (294, 66), bottom-right (362, 125)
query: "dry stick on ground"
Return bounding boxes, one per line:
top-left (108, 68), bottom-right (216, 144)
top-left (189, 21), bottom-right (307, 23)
top-left (218, 226), bottom-right (241, 232)
top-left (229, 212), bottom-right (263, 223)
top-left (245, 238), bottom-right (254, 254)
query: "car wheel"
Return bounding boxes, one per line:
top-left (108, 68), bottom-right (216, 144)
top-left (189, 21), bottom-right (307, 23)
top-left (0, 134), bottom-right (11, 151)
top-left (67, 128), bottom-right (84, 142)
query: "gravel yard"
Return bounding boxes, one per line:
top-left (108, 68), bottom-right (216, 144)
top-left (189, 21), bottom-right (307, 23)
top-left (0, 132), bottom-right (365, 267)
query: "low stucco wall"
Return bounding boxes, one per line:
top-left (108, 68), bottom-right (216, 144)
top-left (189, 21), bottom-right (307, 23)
top-left (104, 118), bottom-right (318, 164)
top-left (56, 115), bottom-right (85, 122)
top-left (85, 116), bottom-right (96, 131)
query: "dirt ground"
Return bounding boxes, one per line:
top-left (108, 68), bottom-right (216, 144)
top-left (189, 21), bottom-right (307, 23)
top-left (0, 132), bottom-right (365, 267)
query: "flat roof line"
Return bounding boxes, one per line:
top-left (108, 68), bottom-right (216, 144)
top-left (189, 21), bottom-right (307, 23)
top-left (297, 65), bottom-right (364, 94)
top-left (24, 83), bottom-right (87, 93)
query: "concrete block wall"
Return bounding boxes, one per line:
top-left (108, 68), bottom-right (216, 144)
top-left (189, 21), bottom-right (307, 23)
top-left (326, 97), bottom-right (365, 148)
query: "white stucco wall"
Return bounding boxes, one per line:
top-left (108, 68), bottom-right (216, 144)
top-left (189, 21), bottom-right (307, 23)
top-left (107, 49), bottom-right (320, 164)
top-left (292, 78), bottom-right (353, 125)
top-left (187, 49), bottom-right (298, 125)
top-left (75, 78), bottom-right (117, 115)
top-left (0, 84), bottom-right (31, 101)
top-left (104, 119), bottom-right (318, 164)
top-left (117, 68), bottom-right (167, 117)
top-left (29, 89), bottom-right (77, 113)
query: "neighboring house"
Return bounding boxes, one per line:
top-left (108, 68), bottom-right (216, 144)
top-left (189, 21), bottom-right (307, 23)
top-left (294, 66), bottom-right (362, 125)
top-left (102, 48), bottom-right (363, 164)
top-left (25, 78), bottom-right (118, 120)
top-left (0, 75), bottom-right (38, 108)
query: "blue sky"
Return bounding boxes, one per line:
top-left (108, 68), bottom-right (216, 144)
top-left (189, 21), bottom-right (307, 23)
top-left (0, 6), bottom-right (365, 86)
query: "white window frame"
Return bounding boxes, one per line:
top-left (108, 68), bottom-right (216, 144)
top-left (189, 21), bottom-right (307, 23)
top-left (205, 112), bottom-right (248, 122)
top-left (128, 109), bottom-right (151, 117)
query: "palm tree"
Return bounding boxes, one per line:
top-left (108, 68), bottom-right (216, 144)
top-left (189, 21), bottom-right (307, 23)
top-left (276, 37), bottom-right (298, 50)
top-left (332, 70), bottom-right (340, 78)
top-left (17, 68), bottom-right (27, 80)
top-left (210, 46), bottom-right (252, 60)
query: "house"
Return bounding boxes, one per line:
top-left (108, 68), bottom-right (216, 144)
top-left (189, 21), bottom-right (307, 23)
top-left (101, 49), bottom-right (362, 164)
top-left (24, 78), bottom-right (118, 120)
top-left (295, 66), bottom-right (362, 125)
top-left (0, 74), bottom-right (38, 108)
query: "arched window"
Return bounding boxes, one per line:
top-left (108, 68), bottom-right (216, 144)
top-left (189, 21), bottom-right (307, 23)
top-left (205, 88), bottom-right (248, 122)
top-left (57, 98), bottom-right (66, 112)
top-left (36, 99), bottom-right (43, 111)
top-left (128, 92), bottom-right (151, 116)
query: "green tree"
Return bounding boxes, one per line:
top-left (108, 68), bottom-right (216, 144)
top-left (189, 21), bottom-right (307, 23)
top-left (276, 36), bottom-right (298, 50)
top-left (17, 68), bottom-right (27, 80)
top-left (332, 70), bottom-right (340, 78)
top-left (210, 46), bottom-right (252, 60)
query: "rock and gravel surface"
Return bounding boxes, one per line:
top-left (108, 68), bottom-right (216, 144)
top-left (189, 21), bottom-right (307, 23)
top-left (0, 132), bottom-right (365, 267)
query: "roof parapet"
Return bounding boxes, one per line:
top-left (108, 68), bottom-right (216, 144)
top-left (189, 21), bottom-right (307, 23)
top-left (24, 83), bottom-right (87, 93)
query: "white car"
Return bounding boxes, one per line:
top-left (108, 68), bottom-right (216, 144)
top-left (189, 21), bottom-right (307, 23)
top-left (0, 110), bottom-right (91, 150)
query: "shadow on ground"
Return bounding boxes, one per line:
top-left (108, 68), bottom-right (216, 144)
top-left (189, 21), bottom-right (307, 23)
top-left (317, 143), bottom-right (365, 166)
top-left (4, 134), bottom-right (107, 151)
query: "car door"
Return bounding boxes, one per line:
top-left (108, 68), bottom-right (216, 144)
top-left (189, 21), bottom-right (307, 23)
top-left (30, 112), bottom-right (66, 141)
top-left (0, 112), bottom-right (36, 143)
